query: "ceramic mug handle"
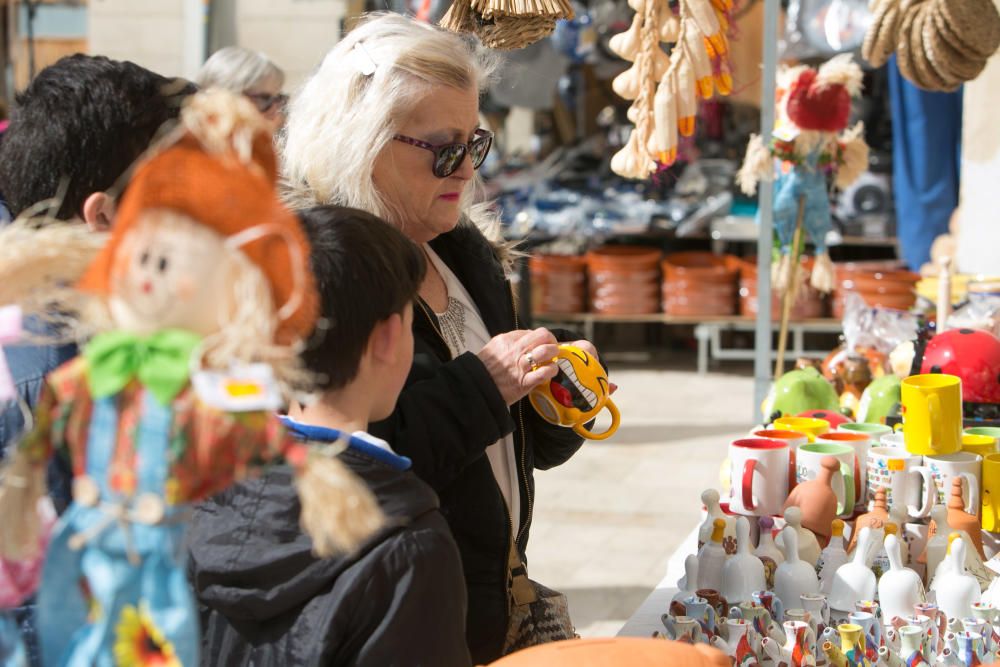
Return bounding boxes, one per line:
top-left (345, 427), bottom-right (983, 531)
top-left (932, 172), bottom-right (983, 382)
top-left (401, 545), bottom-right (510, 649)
top-left (573, 398), bottom-right (620, 441)
top-left (742, 459), bottom-right (758, 512)
top-left (960, 473), bottom-right (980, 515)
top-left (927, 393), bottom-right (942, 453)
top-left (832, 461), bottom-right (855, 517)
top-left (909, 467), bottom-right (935, 519)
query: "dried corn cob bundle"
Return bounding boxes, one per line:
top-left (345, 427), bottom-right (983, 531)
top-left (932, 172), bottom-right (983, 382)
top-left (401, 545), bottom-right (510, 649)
top-left (610, 0), bottom-right (734, 179)
top-left (440, 0), bottom-right (574, 50)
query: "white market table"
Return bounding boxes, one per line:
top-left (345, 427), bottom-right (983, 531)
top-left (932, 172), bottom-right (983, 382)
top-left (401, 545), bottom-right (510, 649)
top-left (616, 525), bottom-right (698, 638)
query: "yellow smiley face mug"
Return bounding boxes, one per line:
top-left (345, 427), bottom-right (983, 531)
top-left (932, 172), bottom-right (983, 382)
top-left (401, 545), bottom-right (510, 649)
top-left (901, 373), bottom-right (962, 456)
top-left (529, 344), bottom-right (620, 440)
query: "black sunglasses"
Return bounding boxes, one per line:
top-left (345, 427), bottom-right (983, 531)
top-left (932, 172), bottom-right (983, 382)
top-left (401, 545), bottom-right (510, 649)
top-left (245, 92), bottom-right (289, 114)
top-left (393, 128), bottom-right (494, 178)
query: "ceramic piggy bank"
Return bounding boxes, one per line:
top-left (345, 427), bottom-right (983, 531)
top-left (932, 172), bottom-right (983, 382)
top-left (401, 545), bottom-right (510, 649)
top-left (529, 344), bottom-right (620, 440)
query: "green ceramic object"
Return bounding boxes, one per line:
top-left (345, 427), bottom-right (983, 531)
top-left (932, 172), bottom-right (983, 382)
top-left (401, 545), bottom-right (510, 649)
top-left (856, 374), bottom-right (902, 425)
top-left (763, 367), bottom-right (840, 420)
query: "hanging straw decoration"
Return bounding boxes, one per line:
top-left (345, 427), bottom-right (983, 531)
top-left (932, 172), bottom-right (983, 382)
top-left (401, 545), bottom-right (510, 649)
top-left (609, 0), bottom-right (734, 179)
top-left (440, 0), bottom-right (574, 50)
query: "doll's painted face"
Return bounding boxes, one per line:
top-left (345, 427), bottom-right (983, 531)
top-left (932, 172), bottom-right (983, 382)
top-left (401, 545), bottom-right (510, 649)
top-left (108, 210), bottom-right (235, 336)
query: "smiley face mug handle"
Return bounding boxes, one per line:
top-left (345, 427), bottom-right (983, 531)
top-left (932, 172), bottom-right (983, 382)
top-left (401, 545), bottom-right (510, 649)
top-left (572, 398), bottom-right (620, 441)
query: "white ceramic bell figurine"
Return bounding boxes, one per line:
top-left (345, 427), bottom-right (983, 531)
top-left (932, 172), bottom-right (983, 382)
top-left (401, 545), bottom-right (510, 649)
top-left (932, 533), bottom-right (981, 620)
top-left (723, 516), bottom-right (767, 605)
top-left (817, 519), bottom-right (848, 595)
top-left (923, 504), bottom-right (950, 585)
top-left (877, 533), bottom-right (926, 622)
top-left (698, 489), bottom-right (736, 554)
top-left (871, 523), bottom-right (901, 581)
top-left (672, 554), bottom-right (699, 605)
top-left (888, 496), bottom-right (911, 564)
top-left (756, 516), bottom-right (784, 591)
top-left (698, 517), bottom-right (728, 592)
top-left (829, 526), bottom-right (877, 615)
top-left (774, 525), bottom-right (820, 611)
top-left (779, 507), bottom-right (821, 566)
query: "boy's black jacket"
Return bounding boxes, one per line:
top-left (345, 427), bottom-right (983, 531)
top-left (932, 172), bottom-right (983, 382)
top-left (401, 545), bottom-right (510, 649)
top-left (188, 447), bottom-right (471, 667)
top-left (368, 223), bottom-right (586, 664)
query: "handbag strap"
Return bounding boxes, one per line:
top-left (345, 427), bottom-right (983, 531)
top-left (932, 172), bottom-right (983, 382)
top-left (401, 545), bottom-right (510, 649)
top-left (508, 541), bottom-right (537, 607)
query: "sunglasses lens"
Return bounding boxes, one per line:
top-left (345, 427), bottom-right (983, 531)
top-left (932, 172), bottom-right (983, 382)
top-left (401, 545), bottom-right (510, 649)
top-left (434, 145), bottom-right (466, 178)
top-left (470, 135), bottom-right (492, 169)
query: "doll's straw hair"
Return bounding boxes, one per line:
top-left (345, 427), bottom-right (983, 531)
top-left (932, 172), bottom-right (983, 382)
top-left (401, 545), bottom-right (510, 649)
top-left (0, 216), bottom-right (108, 345)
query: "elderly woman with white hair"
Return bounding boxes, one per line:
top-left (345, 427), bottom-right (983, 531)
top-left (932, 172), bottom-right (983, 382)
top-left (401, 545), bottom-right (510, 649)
top-left (196, 46), bottom-right (287, 130)
top-left (278, 13), bottom-right (604, 663)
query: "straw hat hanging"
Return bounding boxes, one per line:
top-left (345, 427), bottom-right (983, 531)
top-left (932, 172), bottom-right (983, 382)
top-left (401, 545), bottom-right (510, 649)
top-left (440, 0), bottom-right (575, 49)
top-left (608, 0), bottom-right (735, 179)
top-left (862, 0), bottom-right (1000, 91)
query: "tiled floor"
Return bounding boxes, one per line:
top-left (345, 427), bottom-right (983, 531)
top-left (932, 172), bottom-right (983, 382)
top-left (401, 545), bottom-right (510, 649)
top-left (525, 365), bottom-right (754, 637)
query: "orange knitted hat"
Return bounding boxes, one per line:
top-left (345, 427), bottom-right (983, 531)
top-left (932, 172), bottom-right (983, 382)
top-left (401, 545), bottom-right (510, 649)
top-left (77, 92), bottom-right (317, 345)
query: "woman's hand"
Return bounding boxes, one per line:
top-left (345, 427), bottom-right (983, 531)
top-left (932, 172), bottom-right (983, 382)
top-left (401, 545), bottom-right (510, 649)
top-left (478, 328), bottom-right (560, 406)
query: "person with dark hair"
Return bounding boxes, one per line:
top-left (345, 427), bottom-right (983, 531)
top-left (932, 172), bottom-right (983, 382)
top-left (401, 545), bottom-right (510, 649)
top-left (0, 53), bottom-right (194, 224)
top-left (0, 54), bottom-right (194, 666)
top-left (188, 206), bottom-right (472, 667)
top-left (0, 54), bottom-right (195, 450)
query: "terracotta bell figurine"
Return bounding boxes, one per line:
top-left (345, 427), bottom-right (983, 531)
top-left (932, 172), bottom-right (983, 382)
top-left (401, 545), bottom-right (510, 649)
top-left (945, 477), bottom-right (986, 560)
top-left (783, 455), bottom-right (840, 543)
top-left (846, 487), bottom-right (889, 555)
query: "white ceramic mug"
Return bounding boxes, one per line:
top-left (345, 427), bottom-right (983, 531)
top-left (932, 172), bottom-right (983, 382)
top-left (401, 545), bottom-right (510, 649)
top-left (817, 431), bottom-right (872, 511)
top-left (866, 447), bottom-right (934, 519)
top-left (752, 429), bottom-right (809, 490)
top-left (729, 438), bottom-right (791, 516)
top-left (881, 432), bottom-right (906, 449)
top-left (919, 451), bottom-right (982, 515)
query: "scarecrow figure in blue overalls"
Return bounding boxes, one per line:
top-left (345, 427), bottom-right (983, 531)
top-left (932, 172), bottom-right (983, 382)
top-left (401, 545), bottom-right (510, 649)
top-left (0, 90), bottom-right (384, 666)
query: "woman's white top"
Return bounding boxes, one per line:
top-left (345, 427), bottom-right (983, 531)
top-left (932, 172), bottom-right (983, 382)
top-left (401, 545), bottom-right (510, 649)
top-left (424, 245), bottom-right (520, 536)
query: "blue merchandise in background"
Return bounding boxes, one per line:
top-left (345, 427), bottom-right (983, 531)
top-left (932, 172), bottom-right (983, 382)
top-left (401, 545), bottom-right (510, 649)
top-left (887, 54), bottom-right (962, 271)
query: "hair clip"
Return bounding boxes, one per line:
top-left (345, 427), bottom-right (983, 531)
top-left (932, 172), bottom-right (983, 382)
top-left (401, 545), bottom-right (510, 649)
top-left (351, 42), bottom-right (378, 77)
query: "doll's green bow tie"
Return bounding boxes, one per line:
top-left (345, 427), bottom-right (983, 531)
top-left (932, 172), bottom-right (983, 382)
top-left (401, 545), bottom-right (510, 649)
top-left (84, 329), bottom-right (202, 405)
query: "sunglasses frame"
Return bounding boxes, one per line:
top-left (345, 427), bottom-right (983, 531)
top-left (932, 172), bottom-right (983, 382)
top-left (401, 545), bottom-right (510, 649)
top-left (393, 128), bottom-right (494, 178)
top-left (244, 91), bottom-right (289, 114)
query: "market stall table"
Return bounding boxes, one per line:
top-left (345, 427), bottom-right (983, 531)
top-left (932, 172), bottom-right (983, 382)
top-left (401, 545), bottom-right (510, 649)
top-left (616, 525), bottom-right (698, 638)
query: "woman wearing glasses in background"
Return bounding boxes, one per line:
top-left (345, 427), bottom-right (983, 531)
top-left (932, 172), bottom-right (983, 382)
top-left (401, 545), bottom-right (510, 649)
top-left (277, 13), bottom-right (602, 664)
top-left (196, 46), bottom-right (288, 132)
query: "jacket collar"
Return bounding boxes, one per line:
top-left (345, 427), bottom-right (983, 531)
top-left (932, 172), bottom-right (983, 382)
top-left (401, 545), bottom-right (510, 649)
top-left (280, 416), bottom-right (412, 471)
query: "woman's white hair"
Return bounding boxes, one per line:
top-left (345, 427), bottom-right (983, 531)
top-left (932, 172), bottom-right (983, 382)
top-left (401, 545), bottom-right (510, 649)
top-left (197, 46), bottom-right (285, 93)
top-left (280, 13), bottom-right (509, 260)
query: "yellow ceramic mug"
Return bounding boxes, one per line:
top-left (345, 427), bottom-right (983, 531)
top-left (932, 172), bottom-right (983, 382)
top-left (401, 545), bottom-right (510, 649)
top-left (963, 434), bottom-right (999, 458)
top-left (901, 374), bottom-right (962, 456)
top-left (529, 344), bottom-right (620, 440)
top-left (771, 416), bottom-right (830, 443)
top-left (982, 454), bottom-right (1000, 531)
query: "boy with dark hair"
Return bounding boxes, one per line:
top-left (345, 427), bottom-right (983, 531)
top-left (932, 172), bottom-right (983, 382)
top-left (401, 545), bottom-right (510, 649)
top-left (189, 206), bottom-right (472, 666)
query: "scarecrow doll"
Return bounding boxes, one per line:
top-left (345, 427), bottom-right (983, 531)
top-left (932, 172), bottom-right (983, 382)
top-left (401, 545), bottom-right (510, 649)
top-left (0, 90), bottom-right (383, 666)
top-left (737, 54), bottom-right (870, 297)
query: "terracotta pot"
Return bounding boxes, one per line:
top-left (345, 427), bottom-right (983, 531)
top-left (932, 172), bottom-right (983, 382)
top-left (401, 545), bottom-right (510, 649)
top-left (945, 476), bottom-right (986, 560)
top-left (738, 257), bottom-right (827, 320)
top-left (586, 246), bottom-right (662, 315)
top-left (487, 637), bottom-right (730, 666)
top-left (530, 254), bottom-right (587, 315)
top-left (661, 253), bottom-right (738, 316)
top-left (783, 456), bottom-right (840, 540)
top-left (586, 245), bottom-right (662, 272)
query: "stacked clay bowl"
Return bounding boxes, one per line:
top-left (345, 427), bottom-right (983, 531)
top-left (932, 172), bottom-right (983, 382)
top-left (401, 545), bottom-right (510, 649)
top-left (586, 245), bottom-right (662, 314)
top-left (737, 256), bottom-right (827, 320)
top-left (661, 252), bottom-right (738, 316)
top-left (529, 254), bottom-right (587, 315)
top-left (833, 262), bottom-right (920, 318)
